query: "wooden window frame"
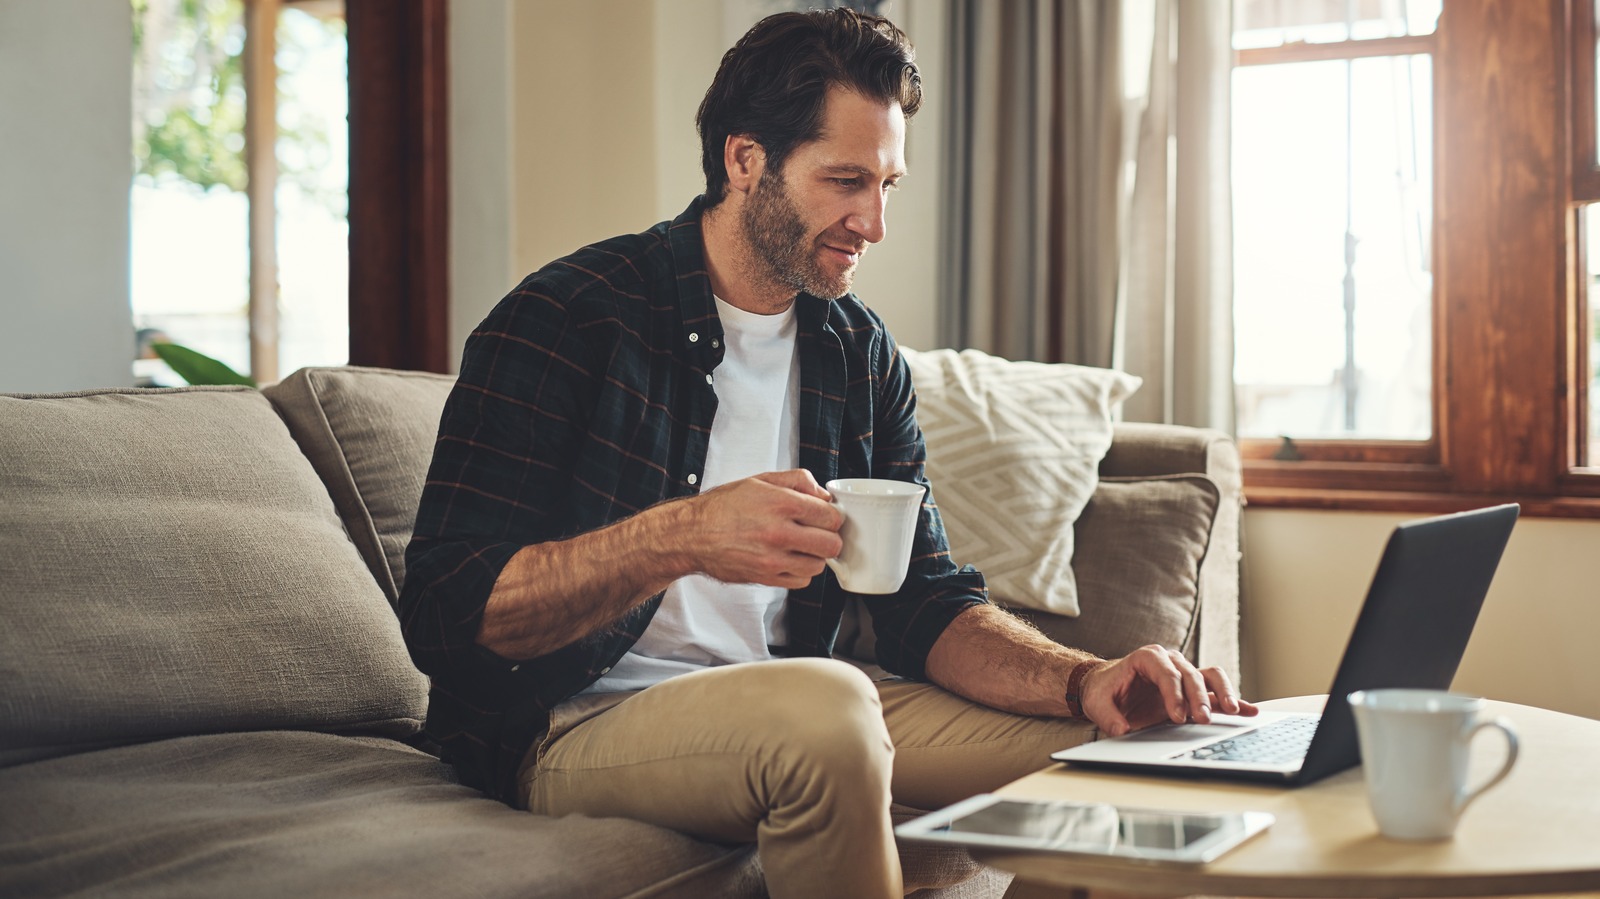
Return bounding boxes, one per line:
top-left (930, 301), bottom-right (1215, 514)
top-left (1236, 0), bottom-right (1600, 519)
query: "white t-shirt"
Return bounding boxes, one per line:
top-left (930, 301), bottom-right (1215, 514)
top-left (582, 296), bottom-right (801, 693)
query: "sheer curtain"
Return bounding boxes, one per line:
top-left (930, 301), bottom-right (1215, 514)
top-left (937, 0), bottom-right (1234, 430)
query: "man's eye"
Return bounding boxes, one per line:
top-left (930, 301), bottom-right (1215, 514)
top-left (833, 178), bottom-right (860, 187)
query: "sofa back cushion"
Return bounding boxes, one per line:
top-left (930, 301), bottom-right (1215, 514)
top-left (263, 367), bottom-right (455, 606)
top-left (1015, 474), bottom-right (1220, 661)
top-left (0, 387), bottom-right (430, 768)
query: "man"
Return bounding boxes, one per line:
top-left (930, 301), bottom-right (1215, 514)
top-left (400, 9), bottom-right (1254, 898)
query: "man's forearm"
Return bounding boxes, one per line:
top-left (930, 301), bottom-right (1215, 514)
top-left (923, 604), bottom-right (1101, 718)
top-left (475, 500), bottom-right (695, 660)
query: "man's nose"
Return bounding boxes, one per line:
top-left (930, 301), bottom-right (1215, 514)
top-left (845, 191), bottom-right (888, 245)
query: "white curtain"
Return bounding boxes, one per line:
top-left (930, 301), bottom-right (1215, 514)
top-left (937, 0), bottom-right (1234, 431)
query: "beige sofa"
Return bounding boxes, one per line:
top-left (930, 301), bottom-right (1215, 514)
top-left (0, 365), bottom-right (1240, 898)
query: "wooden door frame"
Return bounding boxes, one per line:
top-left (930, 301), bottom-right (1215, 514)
top-left (346, 0), bottom-right (450, 373)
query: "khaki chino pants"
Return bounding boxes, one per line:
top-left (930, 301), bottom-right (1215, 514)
top-left (516, 658), bottom-right (1095, 899)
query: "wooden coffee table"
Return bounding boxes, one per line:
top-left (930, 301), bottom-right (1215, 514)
top-left (976, 696), bottom-right (1600, 898)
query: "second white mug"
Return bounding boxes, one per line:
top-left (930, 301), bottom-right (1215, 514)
top-left (823, 478), bottom-right (924, 594)
top-left (1348, 689), bottom-right (1519, 840)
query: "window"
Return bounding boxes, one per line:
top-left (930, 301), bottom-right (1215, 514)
top-left (131, 0), bottom-right (348, 386)
top-left (1230, 0), bottom-right (1600, 517)
top-left (1576, 0), bottom-right (1600, 471)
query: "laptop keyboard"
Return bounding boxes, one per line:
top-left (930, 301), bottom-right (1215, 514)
top-left (1186, 716), bottom-right (1319, 765)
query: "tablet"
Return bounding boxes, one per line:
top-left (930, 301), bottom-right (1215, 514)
top-left (894, 794), bottom-right (1273, 865)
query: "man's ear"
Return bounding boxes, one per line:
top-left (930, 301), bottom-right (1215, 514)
top-left (723, 134), bottom-right (765, 195)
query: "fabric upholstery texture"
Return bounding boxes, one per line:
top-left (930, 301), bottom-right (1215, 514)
top-left (0, 731), bottom-right (762, 899)
top-left (900, 347), bottom-right (1140, 617)
top-left (1102, 423), bottom-right (1244, 685)
top-left (1014, 475), bottom-right (1220, 661)
top-left (0, 388), bottom-right (429, 767)
top-left (263, 366), bottom-right (456, 605)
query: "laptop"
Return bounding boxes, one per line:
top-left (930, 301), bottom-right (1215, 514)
top-left (1051, 503), bottom-right (1520, 786)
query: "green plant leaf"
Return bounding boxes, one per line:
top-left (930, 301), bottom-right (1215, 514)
top-left (151, 342), bottom-right (257, 387)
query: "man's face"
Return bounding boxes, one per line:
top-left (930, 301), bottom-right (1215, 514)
top-left (739, 86), bottom-right (907, 300)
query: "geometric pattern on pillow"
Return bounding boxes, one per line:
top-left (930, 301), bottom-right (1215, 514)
top-left (901, 348), bottom-right (1140, 617)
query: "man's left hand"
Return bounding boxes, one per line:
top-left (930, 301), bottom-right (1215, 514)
top-left (1079, 645), bottom-right (1258, 737)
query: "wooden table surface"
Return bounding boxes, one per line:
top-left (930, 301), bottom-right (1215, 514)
top-left (976, 696), bottom-right (1600, 898)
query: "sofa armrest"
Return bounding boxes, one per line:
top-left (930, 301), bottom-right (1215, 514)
top-left (1101, 422), bottom-right (1239, 481)
top-left (1098, 422), bottom-right (1243, 687)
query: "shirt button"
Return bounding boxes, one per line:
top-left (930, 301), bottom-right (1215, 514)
top-left (688, 332), bottom-right (699, 343)
top-left (687, 473), bottom-right (699, 485)
top-left (600, 666), bottom-right (611, 675)
top-left (510, 664), bottom-right (520, 672)
top-left (711, 338), bottom-right (721, 349)
top-left (705, 373), bottom-right (714, 385)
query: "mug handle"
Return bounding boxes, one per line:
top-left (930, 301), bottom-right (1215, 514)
top-left (1456, 717), bottom-right (1519, 814)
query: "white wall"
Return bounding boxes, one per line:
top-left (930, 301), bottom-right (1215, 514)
top-left (448, 0), bottom-right (517, 372)
top-left (650, 0), bottom-right (722, 223)
top-left (1244, 509), bottom-right (1600, 721)
top-left (0, 2), bottom-right (134, 392)
top-left (510, 1), bottom-right (660, 282)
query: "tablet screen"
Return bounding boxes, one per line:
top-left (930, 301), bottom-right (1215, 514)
top-left (896, 795), bottom-right (1273, 864)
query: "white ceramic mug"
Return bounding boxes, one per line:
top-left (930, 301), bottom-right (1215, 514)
top-left (1347, 689), bottom-right (1520, 840)
top-left (823, 478), bottom-right (924, 594)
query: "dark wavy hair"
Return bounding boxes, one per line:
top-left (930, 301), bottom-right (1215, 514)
top-left (696, 8), bottom-right (921, 205)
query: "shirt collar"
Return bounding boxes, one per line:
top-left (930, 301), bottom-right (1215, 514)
top-left (667, 197), bottom-right (722, 347)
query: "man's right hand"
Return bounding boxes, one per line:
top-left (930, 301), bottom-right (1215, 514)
top-left (682, 470), bottom-right (844, 589)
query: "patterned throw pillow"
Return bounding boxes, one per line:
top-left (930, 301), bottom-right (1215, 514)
top-left (900, 347), bottom-right (1141, 617)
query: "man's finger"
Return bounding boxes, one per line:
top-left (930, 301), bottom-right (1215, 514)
top-left (757, 468), bottom-right (829, 498)
top-left (1202, 667), bottom-right (1242, 715)
top-left (1096, 701), bottom-right (1133, 738)
top-left (789, 493), bottom-right (844, 531)
top-left (1170, 651), bottom-right (1212, 723)
top-left (785, 525), bottom-right (843, 562)
top-left (1131, 647), bottom-right (1189, 724)
top-left (1200, 667), bottom-right (1261, 716)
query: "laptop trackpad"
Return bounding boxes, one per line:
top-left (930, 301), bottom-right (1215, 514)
top-left (1056, 713), bottom-right (1282, 763)
top-left (1117, 722), bottom-right (1245, 746)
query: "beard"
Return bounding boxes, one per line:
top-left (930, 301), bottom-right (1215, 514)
top-left (740, 168), bottom-right (857, 300)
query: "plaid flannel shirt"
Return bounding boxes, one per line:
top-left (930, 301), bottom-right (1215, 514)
top-left (399, 197), bottom-right (988, 803)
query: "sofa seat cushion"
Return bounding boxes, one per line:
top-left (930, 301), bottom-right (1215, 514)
top-left (264, 367), bottom-right (456, 605)
top-left (0, 387), bottom-right (429, 767)
top-left (0, 732), bottom-right (762, 899)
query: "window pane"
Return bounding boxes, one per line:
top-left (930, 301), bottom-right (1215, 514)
top-left (131, 0), bottom-right (250, 385)
top-left (131, 0), bottom-right (347, 387)
top-left (1232, 55), bottom-right (1433, 440)
top-left (276, 4), bottom-right (348, 374)
top-left (1234, 0), bottom-right (1441, 50)
top-left (1586, 205), bottom-right (1600, 467)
